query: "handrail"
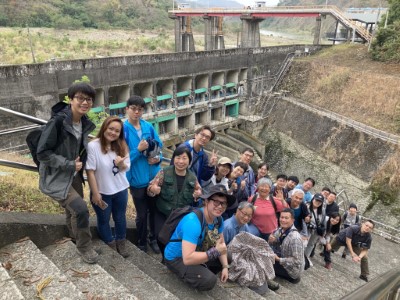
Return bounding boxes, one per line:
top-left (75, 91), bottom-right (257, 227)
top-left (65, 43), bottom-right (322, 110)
top-left (271, 52), bottom-right (296, 92)
top-left (340, 267), bottom-right (400, 300)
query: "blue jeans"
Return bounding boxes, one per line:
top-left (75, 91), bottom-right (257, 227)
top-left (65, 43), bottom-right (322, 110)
top-left (92, 189), bottom-right (128, 243)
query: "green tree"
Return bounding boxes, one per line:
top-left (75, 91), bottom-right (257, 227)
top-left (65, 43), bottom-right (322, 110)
top-left (371, 0), bottom-right (400, 62)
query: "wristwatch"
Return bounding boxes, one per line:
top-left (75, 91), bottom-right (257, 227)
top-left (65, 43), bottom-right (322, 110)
top-left (222, 264), bottom-right (230, 269)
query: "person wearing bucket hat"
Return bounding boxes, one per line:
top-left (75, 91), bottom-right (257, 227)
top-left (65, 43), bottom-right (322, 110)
top-left (163, 184), bottom-right (234, 291)
top-left (201, 157), bottom-right (233, 195)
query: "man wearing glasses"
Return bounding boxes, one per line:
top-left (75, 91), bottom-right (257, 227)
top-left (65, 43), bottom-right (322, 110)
top-left (177, 125), bottom-right (218, 187)
top-left (223, 202), bottom-right (257, 245)
top-left (164, 185), bottom-right (236, 291)
top-left (37, 83), bottom-right (98, 263)
top-left (124, 95), bottom-right (163, 254)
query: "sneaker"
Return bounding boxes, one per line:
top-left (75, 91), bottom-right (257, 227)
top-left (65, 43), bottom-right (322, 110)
top-left (359, 275), bottom-right (368, 282)
top-left (324, 262), bottom-right (332, 270)
top-left (341, 253), bottom-right (347, 259)
top-left (116, 239), bottom-right (130, 258)
top-left (267, 280), bottom-right (280, 291)
top-left (77, 248), bottom-right (99, 264)
top-left (149, 240), bottom-right (161, 254)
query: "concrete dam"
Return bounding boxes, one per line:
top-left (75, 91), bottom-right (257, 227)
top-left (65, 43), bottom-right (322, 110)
top-left (0, 44), bottom-right (399, 229)
top-left (1, 44), bottom-right (400, 299)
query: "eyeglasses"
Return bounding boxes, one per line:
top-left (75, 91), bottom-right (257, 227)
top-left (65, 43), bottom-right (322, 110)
top-left (128, 105), bottom-right (144, 112)
top-left (210, 198), bottom-right (228, 208)
top-left (198, 132), bottom-right (212, 140)
top-left (74, 95), bottom-right (93, 104)
top-left (112, 160), bottom-right (120, 176)
top-left (238, 209), bottom-right (252, 219)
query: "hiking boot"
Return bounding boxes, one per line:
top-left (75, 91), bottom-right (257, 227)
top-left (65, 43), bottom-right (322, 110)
top-left (341, 252), bottom-right (347, 259)
top-left (77, 248), bottom-right (99, 264)
top-left (116, 239), bottom-right (130, 258)
top-left (324, 262), bottom-right (332, 270)
top-left (107, 240), bottom-right (117, 251)
top-left (149, 240), bottom-right (160, 254)
top-left (267, 280), bottom-right (280, 291)
top-left (138, 244), bottom-right (147, 253)
top-left (359, 275), bottom-right (368, 282)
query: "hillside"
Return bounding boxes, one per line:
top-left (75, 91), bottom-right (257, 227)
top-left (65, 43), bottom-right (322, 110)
top-left (262, 0), bottom-right (389, 36)
top-left (0, 0), bottom-right (173, 30)
top-left (279, 44), bottom-right (400, 134)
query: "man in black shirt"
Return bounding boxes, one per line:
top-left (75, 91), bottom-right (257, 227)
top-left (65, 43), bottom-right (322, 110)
top-left (325, 191), bottom-right (339, 217)
top-left (330, 220), bottom-right (374, 282)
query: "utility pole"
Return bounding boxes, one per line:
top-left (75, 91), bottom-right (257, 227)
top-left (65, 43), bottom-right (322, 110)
top-left (27, 25), bottom-right (36, 64)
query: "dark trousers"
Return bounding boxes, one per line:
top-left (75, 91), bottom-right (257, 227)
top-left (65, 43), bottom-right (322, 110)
top-left (165, 257), bottom-right (217, 291)
top-left (154, 207), bottom-right (168, 256)
top-left (330, 236), bottom-right (369, 276)
top-left (129, 186), bottom-right (156, 247)
top-left (323, 245), bottom-right (332, 263)
top-left (59, 176), bottom-right (92, 253)
top-left (274, 262), bottom-right (300, 283)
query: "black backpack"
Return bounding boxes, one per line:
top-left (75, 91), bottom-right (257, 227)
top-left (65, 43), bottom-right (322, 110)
top-left (158, 206), bottom-right (205, 247)
top-left (158, 206), bottom-right (223, 246)
top-left (26, 116), bottom-right (64, 169)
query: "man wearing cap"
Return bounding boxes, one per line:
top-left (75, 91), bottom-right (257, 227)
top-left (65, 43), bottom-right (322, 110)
top-left (164, 185), bottom-right (236, 291)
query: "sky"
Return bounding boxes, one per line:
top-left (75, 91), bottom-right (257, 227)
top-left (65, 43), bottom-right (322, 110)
top-left (236, 0), bottom-right (280, 6)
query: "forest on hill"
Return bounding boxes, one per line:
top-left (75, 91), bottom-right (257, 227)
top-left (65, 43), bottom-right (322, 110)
top-left (0, 0), bottom-right (173, 30)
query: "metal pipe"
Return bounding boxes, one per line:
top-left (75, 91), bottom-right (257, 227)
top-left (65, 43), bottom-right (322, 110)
top-left (0, 107), bottom-right (47, 125)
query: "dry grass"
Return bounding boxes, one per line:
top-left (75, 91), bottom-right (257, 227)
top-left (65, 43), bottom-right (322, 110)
top-left (0, 152), bottom-right (136, 219)
top-left (282, 44), bottom-right (400, 134)
top-left (0, 27), bottom-right (312, 65)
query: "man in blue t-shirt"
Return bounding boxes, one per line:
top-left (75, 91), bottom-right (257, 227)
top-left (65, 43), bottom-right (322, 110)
top-left (164, 185), bottom-right (236, 291)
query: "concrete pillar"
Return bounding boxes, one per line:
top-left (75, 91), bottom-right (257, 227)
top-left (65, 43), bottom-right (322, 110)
top-left (333, 20), bottom-right (339, 45)
top-left (240, 17), bottom-right (262, 48)
top-left (203, 16), bottom-right (215, 51)
top-left (313, 16), bottom-right (322, 45)
top-left (173, 16), bottom-right (182, 52)
top-left (103, 87), bottom-right (110, 107)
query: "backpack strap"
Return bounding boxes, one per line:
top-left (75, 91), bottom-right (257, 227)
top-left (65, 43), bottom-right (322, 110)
top-left (251, 193), bottom-right (258, 205)
top-left (269, 195), bottom-right (278, 213)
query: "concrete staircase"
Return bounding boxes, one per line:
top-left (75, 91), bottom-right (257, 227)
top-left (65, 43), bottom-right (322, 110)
top-left (1, 233), bottom-right (398, 300)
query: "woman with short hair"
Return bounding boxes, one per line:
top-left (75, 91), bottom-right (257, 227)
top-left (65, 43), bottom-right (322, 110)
top-left (249, 178), bottom-right (288, 241)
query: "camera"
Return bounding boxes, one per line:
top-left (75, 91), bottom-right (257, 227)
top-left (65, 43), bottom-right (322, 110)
top-left (143, 137), bottom-right (161, 158)
top-left (307, 223), bottom-right (316, 230)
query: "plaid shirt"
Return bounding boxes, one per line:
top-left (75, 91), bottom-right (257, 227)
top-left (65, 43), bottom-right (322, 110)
top-left (275, 225), bottom-right (305, 279)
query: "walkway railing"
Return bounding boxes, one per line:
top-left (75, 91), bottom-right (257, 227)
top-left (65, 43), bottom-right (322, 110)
top-left (336, 189), bottom-right (400, 244)
top-left (282, 97), bottom-right (400, 145)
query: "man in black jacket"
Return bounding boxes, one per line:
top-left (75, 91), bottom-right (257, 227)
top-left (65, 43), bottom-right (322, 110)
top-left (37, 83), bottom-right (97, 264)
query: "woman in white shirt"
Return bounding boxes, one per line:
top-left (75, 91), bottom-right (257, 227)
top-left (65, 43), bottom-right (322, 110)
top-left (86, 116), bottom-right (130, 257)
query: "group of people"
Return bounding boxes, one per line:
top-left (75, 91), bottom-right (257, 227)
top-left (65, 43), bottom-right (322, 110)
top-left (36, 82), bottom-right (375, 294)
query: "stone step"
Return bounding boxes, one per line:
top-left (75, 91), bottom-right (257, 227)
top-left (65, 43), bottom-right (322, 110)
top-left (123, 240), bottom-right (264, 299)
top-left (42, 240), bottom-right (137, 300)
top-left (0, 238), bottom-right (84, 300)
top-left (91, 239), bottom-right (178, 300)
top-left (0, 263), bottom-right (25, 300)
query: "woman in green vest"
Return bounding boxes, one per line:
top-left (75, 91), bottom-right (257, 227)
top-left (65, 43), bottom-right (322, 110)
top-left (147, 146), bottom-right (202, 253)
